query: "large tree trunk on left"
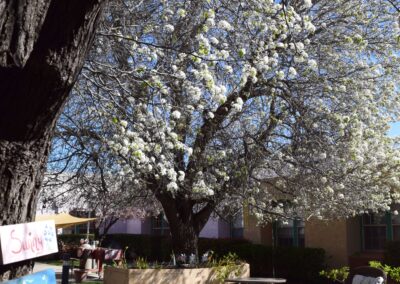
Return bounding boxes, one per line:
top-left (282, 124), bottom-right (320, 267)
top-left (0, 0), bottom-right (105, 280)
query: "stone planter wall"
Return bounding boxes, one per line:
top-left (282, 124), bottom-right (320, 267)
top-left (104, 263), bottom-right (250, 284)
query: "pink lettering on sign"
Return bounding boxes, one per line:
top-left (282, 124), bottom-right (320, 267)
top-left (10, 229), bottom-right (44, 255)
top-left (0, 220), bottom-right (58, 265)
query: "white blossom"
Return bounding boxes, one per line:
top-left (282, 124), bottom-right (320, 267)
top-left (304, 0), bottom-right (313, 8)
top-left (171, 110), bottom-right (181, 119)
top-left (164, 24), bottom-right (175, 33)
top-left (218, 20), bottom-right (233, 31)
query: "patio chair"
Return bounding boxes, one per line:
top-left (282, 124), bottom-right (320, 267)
top-left (345, 266), bottom-right (387, 284)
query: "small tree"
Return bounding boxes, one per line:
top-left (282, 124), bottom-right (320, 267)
top-left (43, 94), bottom-right (161, 241)
top-left (41, 173), bottom-right (160, 243)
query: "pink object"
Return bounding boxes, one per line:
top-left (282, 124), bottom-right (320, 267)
top-left (0, 220), bottom-right (58, 264)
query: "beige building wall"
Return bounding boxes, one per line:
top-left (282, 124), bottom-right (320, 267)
top-left (244, 212), bottom-right (362, 268)
top-left (305, 219), bottom-right (348, 267)
top-left (346, 217), bottom-right (362, 257)
top-left (260, 224), bottom-right (273, 246)
top-left (305, 218), bottom-right (361, 267)
top-left (243, 213), bottom-right (263, 244)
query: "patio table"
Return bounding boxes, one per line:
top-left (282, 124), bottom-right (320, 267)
top-left (225, 277), bottom-right (287, 284)
top-left (75, 247), bottom-right (123, 275)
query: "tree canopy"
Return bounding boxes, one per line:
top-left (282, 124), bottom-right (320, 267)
top-left (48, 0), bottom-right (400, 253)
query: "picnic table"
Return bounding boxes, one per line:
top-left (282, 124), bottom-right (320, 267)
top-left (74, 247), bottom-right (123, 275)
top-left (225, 277), bottom-right (287, 284)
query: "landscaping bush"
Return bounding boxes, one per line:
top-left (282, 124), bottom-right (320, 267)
top-left (273, 246), bottom-right (326, 283)
top-left (385, 241), bottom-right (400, 267)
top-left (198, 237), bottom-right (251, 257)
top-left (58, 233), bottom-right (95, 245)
top-left (206, 242), bottom-right (326, 283)
top-left (100, 235), bottom-right (251, 262)
top-left (101, 234), bottom-right (172, 261)
top-left (59, 233), bottom-right (326, 283)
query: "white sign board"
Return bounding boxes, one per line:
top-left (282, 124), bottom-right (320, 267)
top-left (0, 220), bottom-right (58, 264)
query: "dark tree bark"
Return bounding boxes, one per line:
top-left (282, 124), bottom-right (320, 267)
top-left (0, 0), bottom-right (105, 280)
top-left (156, 192), bottom-right (215, 259)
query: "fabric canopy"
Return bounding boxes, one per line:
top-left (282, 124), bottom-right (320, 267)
top-left (36, 213), bottom-right (97, 229)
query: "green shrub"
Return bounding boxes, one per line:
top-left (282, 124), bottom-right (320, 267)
top-left (384, 241), bottom-right (400, 267)
top-left (59, 233), bottom-right (326, 283)
top-left (273, 246), bottom-right (326, 283)
top-left (58, 234), bottom-right (95, 245)
top-left (135, 257), bottom-right (149, 269)
top-left (369, 261), bottom-right (400, 282)
top-left (198, 238), bottom-right (251, 257)
top-left (212, 252), bottom-right (244, 283)
top-left (320, 266), bottom-right (349, 283)
top-left (202, 240), bottom-right (325, 283)
top-left (101, 234), bottom-right (172, 261)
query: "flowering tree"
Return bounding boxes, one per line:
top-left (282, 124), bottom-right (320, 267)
top-left (42, 94), bottom-right (160, 242)
top-left (41, 172), bottom-right (159, 242)
top-left (65, 0), bottom-right (400, 256)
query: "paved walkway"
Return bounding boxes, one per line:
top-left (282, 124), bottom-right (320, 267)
top-left (34, 262), bottom-right (102, 283)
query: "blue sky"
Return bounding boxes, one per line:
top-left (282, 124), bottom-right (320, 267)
top-left (389, 122), bottom-right (400, 137)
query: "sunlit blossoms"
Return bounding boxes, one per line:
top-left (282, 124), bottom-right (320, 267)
top-left (79, 0), bottom-right (400, 229)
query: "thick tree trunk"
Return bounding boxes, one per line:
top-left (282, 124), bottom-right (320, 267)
top-left (0, 0), bottom-right (105, 280)
top-left (169, 218), bottom-right (200, 258)
top-left (155, 192), bottom-right (215, 261)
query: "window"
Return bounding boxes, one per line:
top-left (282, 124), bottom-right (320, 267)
top-left (69, 209), bottom-right (95, 235)
top-left (231, 211), bottom-right (244, 238)
top-left (277, 220), bottom-right (293, 247)
top-left (362, 206), bottom-right (400, 251)
top-left (362, 212), bottom-right (387, 251)
top-left (392, 205), bottom-right (400, 241)
top-left (275, 219), bottom-right (305, 248)
top-left (297, 224), bottom-right (305, 247)
top-left (151, 213), bottom-right (170, 236)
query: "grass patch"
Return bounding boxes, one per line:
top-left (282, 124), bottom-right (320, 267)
top-left (37, 259), bottom-right (64, 266)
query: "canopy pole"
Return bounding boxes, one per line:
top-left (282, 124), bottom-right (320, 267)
top-left (86, 211), bottom-right (91, 240)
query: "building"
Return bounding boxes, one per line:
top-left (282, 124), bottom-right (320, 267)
top-left (105, 214), bottom-right (239, 239)
top-left (38, 175), bottom-right (397, 267)
top-left (244, 208), bottom-right (400, 267)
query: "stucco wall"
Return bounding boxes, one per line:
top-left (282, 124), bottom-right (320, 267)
top-left (141, 218), bottom-right (151, 235)
top-left (244, 216), bottom-right (362, 267)
top-left (107, 216), bottom-right (230, 239)
top-left (305, 218), bottom-right (349, 267)
top-left (126, 219), bottom-right (144, 234)
top-left (243, 213), bottom-right (262, 244)
top-left (260, 224), bottom-right (273, 246)
top-left (218, 218), bottom-right (231, 238)
top-left (346, 217), bottom-right (361, 257)
top-left (199, 217), bottom-right (231, 238)
top-left (107, 219), bottom-right (129, 234)
top-left (200, 218), bottom-right (220, 238)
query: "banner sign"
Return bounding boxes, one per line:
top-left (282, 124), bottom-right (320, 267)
top-left (0, 220), bottom-right (58, 264)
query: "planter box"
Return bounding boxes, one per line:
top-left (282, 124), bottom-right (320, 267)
top-left (104, 263), bottom-right (250, 284)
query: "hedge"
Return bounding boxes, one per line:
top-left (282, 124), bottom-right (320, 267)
top-left (384, 241), bottom-right (400, 267)
top-left (59, 233), bottom-right (325, 283)
top-left (58, 234), bottom-right (95, 245)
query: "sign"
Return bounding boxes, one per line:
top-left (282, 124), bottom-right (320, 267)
top-left (0, 220), bottom-right (58, 265)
